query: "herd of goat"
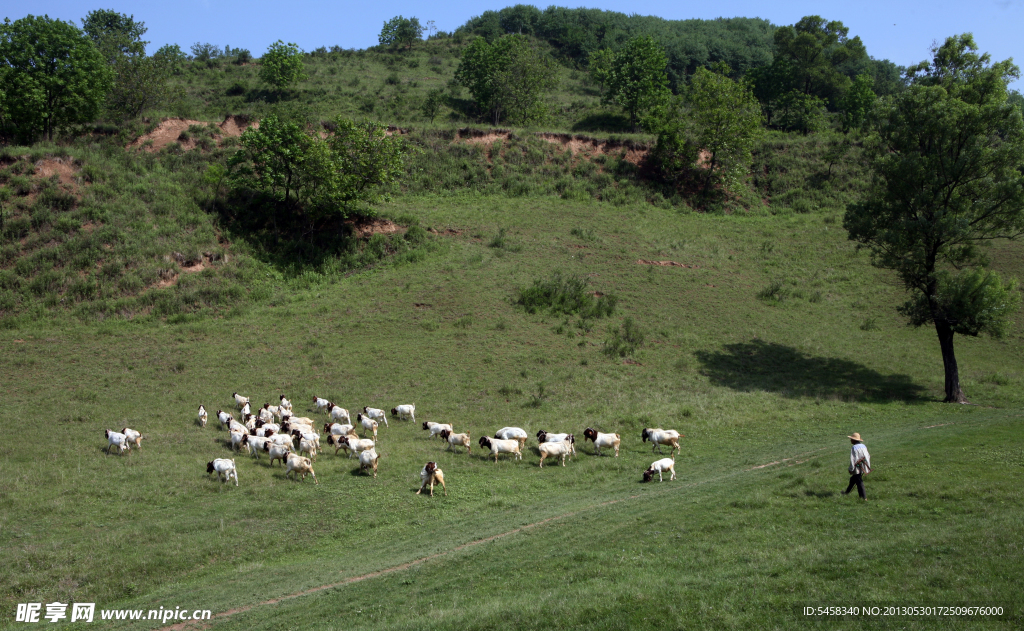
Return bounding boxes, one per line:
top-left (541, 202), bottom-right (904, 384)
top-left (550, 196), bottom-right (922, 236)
top-left (104, 393), bottom-right (684, 494)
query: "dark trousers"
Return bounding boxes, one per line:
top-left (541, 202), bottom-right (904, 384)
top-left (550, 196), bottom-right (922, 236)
top-left (844, 473), bottom-right (865, 498)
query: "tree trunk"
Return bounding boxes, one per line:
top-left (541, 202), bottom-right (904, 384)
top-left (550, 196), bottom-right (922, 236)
top-left (934, 319), bottom-right (968, 403)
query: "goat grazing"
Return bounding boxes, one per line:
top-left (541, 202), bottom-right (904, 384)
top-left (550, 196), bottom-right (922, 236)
top-left (359, 449), bottom-right (380, 478)
top-left (391, 404), bottom-right (415, 423)
top-left (197, 405), bottom-right (208, 428)
top-left (417, 461), bottom-right (446, 496)
top-left (643, 458), bottom-right (676, 482)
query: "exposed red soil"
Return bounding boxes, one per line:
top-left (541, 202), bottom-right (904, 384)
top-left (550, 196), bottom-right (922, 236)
top-left (33, 158), bottom-right (79, 187)
top-left (344, 218), bottom-right (403, 239)
top-left (454, 128), bottom-right (651, 166)
top-left (127, 115), bottom-right (256, 153)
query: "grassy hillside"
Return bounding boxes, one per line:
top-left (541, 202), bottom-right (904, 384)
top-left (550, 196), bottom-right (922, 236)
top-left (1, 196), bottom-right (1022, 629)
top-left (0, 11), bottom-right (1021, 630)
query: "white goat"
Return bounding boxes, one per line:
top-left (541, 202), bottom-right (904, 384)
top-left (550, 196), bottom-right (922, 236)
top-left (121, 427), bottom-right (143, 449)
top-left (232, 393), bottom-right (249, 410)
top-left (258, 404), bottom-right (275, 423)
top-left (363, 407), bottom-right (388, 427)
top-left (536, 430), bottom-right (575, 455)
top-left (264, 442), bottom-right (291, 466)
top-left (324, 422), bottom-right (354, 436)
top-left (495, 427), bottom-right (529, 449)
top-left (207, 458), bottom-right (238, 485)
top-left (478, 436), bottom-right (522, 463)
top-left (538, 438), bottom-right (574, 468)
top-left (327, 434), bottom-right (374, 458)
top-left (641, 428), bottom-right (681, 456)
top-left (583, 428), bottom-right (621, 457)
top-left (358, 413), bottom-right (379, 440)
top-left (279, 395), bottom-right (292, 412)
top-left (423, 421), bottom-right (453, 441)
top-left (197, 405), bottom-right (208, 428)
top-left (244, 435), bottom-right (271, 459)
top-left (104, 429), bottom-right (129, 455)
top-left (391, 404), bottom-right (415, 423)
top-left (216, 410), bottom-right (234, 429)
top-left (230, 429), bottom-right (248, 453)
top-left (327, 403), bottom-right (350, 424)
top-left (643, 458), bottom-right (676, 482)
top-left (269, 433), bottom-right (294, 447)
top-left (285, 453), bottom-right (318, 483)
top-left (358, 448), bottom-right (380, 477)
top-left (313, 396), bottom-right (331, 414)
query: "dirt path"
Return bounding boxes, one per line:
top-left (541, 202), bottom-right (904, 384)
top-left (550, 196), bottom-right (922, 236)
top-left (165, 446), bottom-right (832, 630)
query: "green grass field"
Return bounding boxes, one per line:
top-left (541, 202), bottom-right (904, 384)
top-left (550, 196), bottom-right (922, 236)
top-left (2, 196), bottom-right (1022, 629)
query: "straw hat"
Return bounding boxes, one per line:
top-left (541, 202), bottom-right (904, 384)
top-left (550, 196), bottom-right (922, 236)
top-left (847, 432), bottom-right (864, 442)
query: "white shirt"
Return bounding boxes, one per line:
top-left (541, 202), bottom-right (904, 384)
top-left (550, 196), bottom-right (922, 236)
top-left (849, 443), bottom-right (871, 474)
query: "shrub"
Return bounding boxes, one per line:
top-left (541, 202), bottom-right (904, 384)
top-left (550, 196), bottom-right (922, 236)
top-left (603, 317), bottom-right (645, 357)
top-left (515, 272), bottom-right (617, 318)
top-left (757, 279), bottom-right (788, 304)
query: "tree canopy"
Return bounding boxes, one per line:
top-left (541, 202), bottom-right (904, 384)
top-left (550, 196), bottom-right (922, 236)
top-left (259, 41), bottom-right (306, 90)
top-left (602, 36), bottom-right (670, 130)
top-left (844, 34), bottom-right (1024, 403)
top-left (81, 8), bottom-right (146, 62)
top-left (454, 34), bottom-right (556, 125)
top-left (0, 14), bottom-right (111, 142)
top-left (379, 16), bottom-right (424, 50)
top-left (230, 115), bottom-right (410, 222)
top-left (457, 6), bottom-right (774, 88)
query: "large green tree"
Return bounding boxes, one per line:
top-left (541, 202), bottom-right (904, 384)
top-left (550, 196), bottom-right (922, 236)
top-left (773, 16), bottom-right (867, 107)
top-left (81, 9), bottom-right (174, 121)
top-left (603, 36), bottom-right (670, 131)
top-left (259, 41), bottom-right (306, 90)
top-left (687, 67), bottom-right (763, 192)
top-left (81, 8), bottom-right (145, 62)
top-left (230, 115), bottom-right (409, 222)
top-left (455, 35), bottom-right (556, 125)
top-left (844, 34), bottom-right (1024, 403)
top-left (378, 16), bottom-right (424, 50)
top-left (0, 14), bottom-right (111, 141)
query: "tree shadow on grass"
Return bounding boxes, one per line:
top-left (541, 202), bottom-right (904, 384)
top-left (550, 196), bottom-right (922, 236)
top-left (694, 340), bottom-right (927, 403)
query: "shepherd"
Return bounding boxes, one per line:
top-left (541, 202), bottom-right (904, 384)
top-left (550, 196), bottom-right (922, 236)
top-left (842, 432), bottom-right (871, 500)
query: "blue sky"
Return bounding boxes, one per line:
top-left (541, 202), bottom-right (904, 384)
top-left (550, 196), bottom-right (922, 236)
top-left (9, 1), bottom-right (1024, 89)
